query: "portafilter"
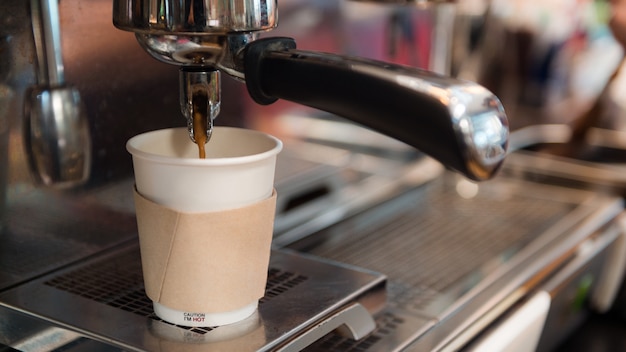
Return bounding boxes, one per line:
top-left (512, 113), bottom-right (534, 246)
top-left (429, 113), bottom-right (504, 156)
top-left (113, 0), bottom-right (508, 181)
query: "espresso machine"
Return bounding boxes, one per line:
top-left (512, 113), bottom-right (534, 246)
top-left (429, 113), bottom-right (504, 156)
top-left (1, 1), bottom-right (626, 351)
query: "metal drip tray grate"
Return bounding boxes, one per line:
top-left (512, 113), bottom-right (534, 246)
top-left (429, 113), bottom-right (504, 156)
top-left (43, 249), bottom-right (309, 335)
top-left (295, 178), bottom-right (574, 298)
top-left (262, 269), bottom-right (308, 303)
top-left (289, 174), bottom-right (618, 328)
top-left (281, 173), bottom-right (624, 351)
top-left (0, 245), bottom-right (386, 351)
top-left (44, 249), bottom-right (144, 310)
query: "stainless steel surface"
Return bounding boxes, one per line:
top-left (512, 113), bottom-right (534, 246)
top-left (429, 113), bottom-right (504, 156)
top-left (24, 0), bottom-right (91, 187)
top-left (0, 304), bottom-right (120, 351)
top-left (0, 160), bottom-right (623, 351)
top-left (288, 174), bottom-right (623, 351)
top-left (272, 139), bottom-right (444, 245)
top-left (0, 245), bottom-right (386, 351)
top-left (505, 125), bottom-right (626, 195)
top-left (23, 86), bottom-right (91, 186)
top-left (461, 220), bottom-right (625, 352)
top-left (0, 184), bottom-right (138, 290)
top-left (535, 226), bottom-right (620, 352)
top-left (276, 303), bottom-right (376, 352)
top-left (113, 0), bottom-right (278, 34)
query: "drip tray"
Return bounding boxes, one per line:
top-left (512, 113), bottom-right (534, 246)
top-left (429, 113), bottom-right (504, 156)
top-left (0, 245), bottom-right (386, 351)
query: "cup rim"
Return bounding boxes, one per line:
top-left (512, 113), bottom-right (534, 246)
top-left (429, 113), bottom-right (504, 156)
top-left (126, 126), bottom-right (283, 166)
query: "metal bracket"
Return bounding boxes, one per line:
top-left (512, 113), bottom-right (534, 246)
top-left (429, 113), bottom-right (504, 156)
top-left (276, 303), bottom-right (376, 352)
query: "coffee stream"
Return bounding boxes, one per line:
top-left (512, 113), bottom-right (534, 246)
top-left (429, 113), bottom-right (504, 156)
top-left (192, 91), bottom-right (210, 159)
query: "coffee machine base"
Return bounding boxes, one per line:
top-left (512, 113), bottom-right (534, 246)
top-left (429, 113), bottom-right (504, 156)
top-left (2, 171), bottom-right (624, 352)
top-left (0, 247), bottom-right (387, 352)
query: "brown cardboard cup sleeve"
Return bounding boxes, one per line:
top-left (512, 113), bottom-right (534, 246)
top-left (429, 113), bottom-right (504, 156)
top-left (133, 188), bottom-right (277, 313)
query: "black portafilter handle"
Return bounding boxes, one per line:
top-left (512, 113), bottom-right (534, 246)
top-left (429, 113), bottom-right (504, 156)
top-left (243, 37), bottom-right (509, 181)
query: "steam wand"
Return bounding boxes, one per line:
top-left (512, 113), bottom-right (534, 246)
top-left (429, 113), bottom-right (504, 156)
top-left (24, 0), bottom-right (90, 187)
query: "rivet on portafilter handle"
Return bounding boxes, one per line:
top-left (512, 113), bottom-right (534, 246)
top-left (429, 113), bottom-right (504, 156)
top-left (23, 0), bottom-right (91, 187)
top-left (244, 37), bottom-right (509, 181)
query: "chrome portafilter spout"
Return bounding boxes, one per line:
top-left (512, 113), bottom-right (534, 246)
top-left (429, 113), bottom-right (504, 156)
top-left (113, 0), bottom-right (509, 181)
top-left (179, 68), bottom-right (221, 144)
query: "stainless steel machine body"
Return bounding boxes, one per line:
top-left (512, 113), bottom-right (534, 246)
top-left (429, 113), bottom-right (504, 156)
top-left (1, 163), bottom-right (624, 351)
top-left (1, 1), bottom-right (625, 351)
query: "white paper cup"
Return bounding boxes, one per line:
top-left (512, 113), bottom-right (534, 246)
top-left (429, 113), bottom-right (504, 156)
top-left (128, 127), bottom-right (282, 212)
top-left (127, 127), bottom-right (282, 327)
